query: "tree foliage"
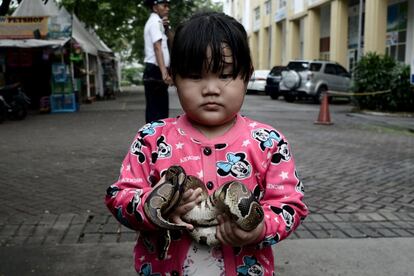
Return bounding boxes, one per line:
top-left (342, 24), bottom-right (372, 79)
top-left (60, 0), bottom-right (222, 63)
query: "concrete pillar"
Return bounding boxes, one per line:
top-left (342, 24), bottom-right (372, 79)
top-left (250, 32), bottom-right (259, 68)
top-left (272, 22), bottom-right (283, 65)
top-left (304, 8), bottom-right (320, 60)
top-left (364, 0), bottom-right (387, 55)
top-left (259, 27), bottom-right (270, 69)
top-left (330, 0), bottom-right (348, 66)
top-left (286, 19), bottom-right (300, 61)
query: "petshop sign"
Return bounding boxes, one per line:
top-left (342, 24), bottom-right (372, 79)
top-left (0, 16), bottom-right (49, 39)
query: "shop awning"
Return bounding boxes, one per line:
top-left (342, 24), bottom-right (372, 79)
top-left (11, 0), bottom-right (112, 56)
top-left (0, 38), bottom-right (70, 48)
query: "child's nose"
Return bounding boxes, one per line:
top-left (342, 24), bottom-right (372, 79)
top-left (202, 79), bottom-right (221, 95)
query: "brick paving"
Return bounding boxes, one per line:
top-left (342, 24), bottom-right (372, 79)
top-left (0, 86), bottom-right (413, 247)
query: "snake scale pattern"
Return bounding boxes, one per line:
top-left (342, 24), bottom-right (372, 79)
top-left (143, 165), bottom-right (264, 259)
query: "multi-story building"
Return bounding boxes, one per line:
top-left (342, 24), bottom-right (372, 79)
top-left (223, 0), bottom-right (414, 76)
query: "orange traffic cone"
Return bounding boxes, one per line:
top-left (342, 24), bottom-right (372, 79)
top-left (314, 92), bottom-right (333, 125)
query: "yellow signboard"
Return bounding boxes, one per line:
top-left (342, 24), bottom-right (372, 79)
top-left (0, 16), bottom-right (49, 39)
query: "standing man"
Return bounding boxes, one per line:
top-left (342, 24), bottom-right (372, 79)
top-left (143, 0), bottom-right (173, 123)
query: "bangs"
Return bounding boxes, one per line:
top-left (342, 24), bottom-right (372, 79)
top-left (170, 12), bottom-right (252, 82)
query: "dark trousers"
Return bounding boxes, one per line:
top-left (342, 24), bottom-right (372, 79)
top-left (143, 63), bottom-right (169, 123)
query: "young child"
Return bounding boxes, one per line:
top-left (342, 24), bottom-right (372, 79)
top-left (105, 12), bottom-right (308, 276)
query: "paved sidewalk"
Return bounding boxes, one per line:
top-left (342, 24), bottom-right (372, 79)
top-left (1, 86), bottom-right (413, 275)
top-left (1, 238), bottom-right (414, 275)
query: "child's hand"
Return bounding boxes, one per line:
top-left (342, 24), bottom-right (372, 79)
top-left (168, 188), bottom-right (203, 231)
top-left (216, 214), bottom-right (264, 247)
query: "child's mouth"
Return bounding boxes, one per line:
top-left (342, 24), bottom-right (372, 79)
top-left (202, 103), bottom-right (221, 110)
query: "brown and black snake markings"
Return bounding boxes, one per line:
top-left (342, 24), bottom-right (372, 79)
top-left (144, 165), bottom-right (264, 260)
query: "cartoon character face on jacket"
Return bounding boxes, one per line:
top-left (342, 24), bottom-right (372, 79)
top-left (151, 136), bottom-right (172, 163)
top-left (217, 152), bottom-right (251, 179)
top-left (237, 256), bottom-right (264, 276)
top-left (252, 128), bottom-right (282, 151)
top-left (271, 139), bottom-right (291, 164)
top-left (270, 205), bottom-right (295, 232)
top-left (131, 138), bottom-right (146, 163)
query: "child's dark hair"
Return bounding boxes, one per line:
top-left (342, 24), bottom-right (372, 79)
top-left (170, 12), bottom-right (253, 83)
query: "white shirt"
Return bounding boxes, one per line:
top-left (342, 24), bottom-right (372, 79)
top-left (143, 12), bottom-right (170, 66)
top-left (182, 242), bottom-right (224, 276)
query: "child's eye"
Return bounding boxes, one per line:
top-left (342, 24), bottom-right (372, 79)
top-left (219, 73), bottom-right (233, 80)
top-left (188, 74), bottom-right (202, 80)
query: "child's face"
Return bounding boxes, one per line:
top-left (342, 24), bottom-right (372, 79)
top-left (175, 46), bottom-right (247, 128)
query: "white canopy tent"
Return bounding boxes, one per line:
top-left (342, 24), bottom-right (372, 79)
top-left (12, 0), bottom-right (60, 16)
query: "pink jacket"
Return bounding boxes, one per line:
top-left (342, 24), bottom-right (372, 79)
top-left (105, 113), bottom-right (308, 275)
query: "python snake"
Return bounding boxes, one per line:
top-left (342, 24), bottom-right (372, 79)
top-left (143, 165), bottom-right (264, 259)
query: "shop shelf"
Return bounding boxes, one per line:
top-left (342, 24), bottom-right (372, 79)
top-left (50, 93), bottom-right (78, 113)
top-left (51, 80), bottom-right (73, 94)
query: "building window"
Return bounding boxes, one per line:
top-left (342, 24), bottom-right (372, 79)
top-left (253, 7), bottom-right (261, 31)
top-left (279, 0), bottom-right (287, 9)
top-left (265, 0), bottom-right (271, 15)
top-left (255, 7), bottom-right (260, 20)
top-left (255, 7), bottom-right (260, 21)
top-left (385, 2), bottom-right (407, 62)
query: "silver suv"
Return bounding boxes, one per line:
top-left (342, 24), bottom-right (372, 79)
top-left (279, 60), bottom-right (351, 103)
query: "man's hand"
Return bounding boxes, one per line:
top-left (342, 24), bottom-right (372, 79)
top-left (162, 16), bottom-right (170, 30)
top-left (168, 188), bottom-right (203, 231)
top-left (162, 70), bottom-right (173, 85)
top-left (216, 214), bottom-right (264, 247)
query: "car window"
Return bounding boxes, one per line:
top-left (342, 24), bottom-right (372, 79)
top-left (335, 65), bottom-right (349, 76)
top-left (251, 70), bottom-right (269, 80)
top-left (287, 62), bottom-right (309, 71)
top-left (309, 63), bottom-right (322, 71)
top-left (269, 66), bottom-right (286, 76)
top-left (257, 71), bottom-right (269, 78)
top-left (324, 64), bottom-right (337, 75)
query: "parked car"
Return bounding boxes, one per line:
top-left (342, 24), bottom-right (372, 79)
top-left (247, 70), bottom-right (270, 94)
top-left (279, 60), bottom-right (352, 103)
top-left (265, 66), bottom-right (287, 99)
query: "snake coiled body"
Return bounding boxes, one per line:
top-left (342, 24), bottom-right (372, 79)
top-left (143, 165), bottom-right (264, 258)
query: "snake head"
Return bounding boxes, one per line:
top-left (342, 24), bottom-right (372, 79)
top-left (163, 165), bottom-right (186, 183)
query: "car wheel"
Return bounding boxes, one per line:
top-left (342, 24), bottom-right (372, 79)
top-left (314, 86), bottom-right (328, 104)
top-left (270, 91), bottom-right (280, 100)
top-left (283, 70), bottom-right (301, 90)
top-left (284, 93), bottom-right (296, 103)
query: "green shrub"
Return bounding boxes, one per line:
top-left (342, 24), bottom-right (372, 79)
top-left (121, 67), bottom-right (143, 86)
top-left (120, 80), bottom-right (132, 87)
top-left (352, 52), bottom-right (414, 112)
